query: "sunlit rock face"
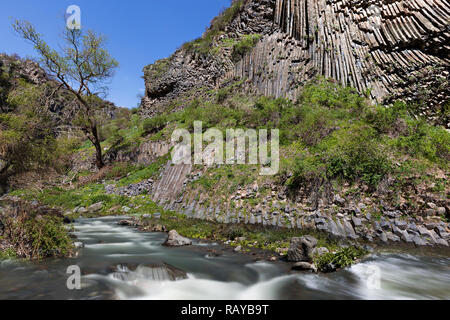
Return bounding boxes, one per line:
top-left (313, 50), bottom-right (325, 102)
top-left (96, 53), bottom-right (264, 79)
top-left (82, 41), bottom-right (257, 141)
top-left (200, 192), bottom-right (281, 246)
top-left (140, 0), bottom-right (449, 126)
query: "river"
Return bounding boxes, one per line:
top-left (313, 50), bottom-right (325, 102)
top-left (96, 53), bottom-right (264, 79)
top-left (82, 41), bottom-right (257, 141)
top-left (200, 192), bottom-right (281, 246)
top-left (0, 216), bottom-right (449, 300)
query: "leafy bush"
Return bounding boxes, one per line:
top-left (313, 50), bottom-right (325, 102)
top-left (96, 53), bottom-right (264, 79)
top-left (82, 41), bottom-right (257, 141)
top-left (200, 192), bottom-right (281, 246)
top-left (1, 202), bottom-right (73, 260)
top-left (105, 162), bottom-right (138, 180)
top-left (396, 119), bottom-right (450, 164)
top-left (323, 126), bottom-right (392, 187)
top-left (231, 34), bottom-right (262, 62)
top-left (142, 115), bottom-right (168, 136)
top-left (314, 246), bottom-right (368, 272)
top-left (365, 101), bottom-right (408, 134)
top-left (26, 215), bottom-right (73, 259)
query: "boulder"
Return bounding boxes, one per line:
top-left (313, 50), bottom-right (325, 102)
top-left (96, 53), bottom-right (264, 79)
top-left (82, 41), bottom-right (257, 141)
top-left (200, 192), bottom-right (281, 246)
top-left (88, 202), bottom-right (103, 213)
top-left (351, 217), bottom-right (362, 227)
top-left (436, 239), bottom-right (449, 247)
top-left (292, 262), bottom-right (317, 273)
top-left (164, 230), bottom-right (192, 247)
top-left (287, 235), bottom-right (318, 262)
top-left (413, 236), bottom-right (427, 247)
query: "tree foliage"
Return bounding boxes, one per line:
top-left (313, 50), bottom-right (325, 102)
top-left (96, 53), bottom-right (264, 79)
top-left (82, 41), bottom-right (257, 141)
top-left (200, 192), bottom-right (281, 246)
top-left (13, 20), bottom-right (119, 169)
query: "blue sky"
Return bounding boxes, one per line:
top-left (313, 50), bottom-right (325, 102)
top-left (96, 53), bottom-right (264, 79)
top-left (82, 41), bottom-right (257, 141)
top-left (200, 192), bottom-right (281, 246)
top-left (0, 0), bottom-right (231, 108)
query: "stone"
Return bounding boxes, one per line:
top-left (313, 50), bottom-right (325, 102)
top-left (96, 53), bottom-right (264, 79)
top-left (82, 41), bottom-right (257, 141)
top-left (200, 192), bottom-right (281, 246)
top-left (328, 220), bottom-right (344, 239)
top-left (343, 220), bottom-right (358, 239)
top-left (234, 245), bottom-right (242, 252)
top-left (122, 206), bottom-right (132, 213)
top-left (351, 217), bottom-right (362, 227)
top-left (413, 236), bottom-right (427, 247)
top-left (292, 262), bottom-right (317, 273)
top-left (437, 207), bottom-right (446, 216)
top-left (287, 235), bottom-right (318, 262)
top-left (439, 232), bottom-right (450, 241)
top-left (427, 202), bottom-right (437, 210)
top-left (78, 207), bottom-right (88, 215)
top-left (333, 194), bottom-right (346, 206)
top-left (418, 226), bottom-right (430, 236)
top-left (164, 230), bottom-right (192, 247)
top-left (394, 219), bottom-right (408, 230)
top-left (88, 202), bottom-right (103, 213)
top-left (142, 214), bottom-right (151, 219)
top-left (436, 239), bottom-right (449, 247)
top-left (379, 232), bottom-right (388, 243)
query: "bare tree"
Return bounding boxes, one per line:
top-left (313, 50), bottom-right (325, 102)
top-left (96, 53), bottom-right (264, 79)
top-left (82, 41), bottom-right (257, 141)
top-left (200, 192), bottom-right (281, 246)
top-left (13, 20), bottom-right (119, 169)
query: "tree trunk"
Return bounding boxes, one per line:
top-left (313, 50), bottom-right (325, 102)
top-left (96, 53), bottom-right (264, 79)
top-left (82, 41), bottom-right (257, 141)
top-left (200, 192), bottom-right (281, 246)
top-left (91, 125), bottom-right (104, 169)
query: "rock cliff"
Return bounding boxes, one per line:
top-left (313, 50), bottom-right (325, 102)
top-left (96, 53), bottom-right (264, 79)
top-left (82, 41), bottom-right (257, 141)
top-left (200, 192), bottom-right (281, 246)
top-left (140, 0), bottom-right (449, 126)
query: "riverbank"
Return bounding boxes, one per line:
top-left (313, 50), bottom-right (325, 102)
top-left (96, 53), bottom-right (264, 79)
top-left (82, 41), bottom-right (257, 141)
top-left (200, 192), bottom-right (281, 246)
top-left (1, 215), bottom-right (449, 300)
top-left (0, 199), bottom-right (74, 260)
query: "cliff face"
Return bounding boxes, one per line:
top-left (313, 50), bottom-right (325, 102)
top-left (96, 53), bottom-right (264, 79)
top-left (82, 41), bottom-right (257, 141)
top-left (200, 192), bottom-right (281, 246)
top-left (140, 0), bottom-right (449, 125)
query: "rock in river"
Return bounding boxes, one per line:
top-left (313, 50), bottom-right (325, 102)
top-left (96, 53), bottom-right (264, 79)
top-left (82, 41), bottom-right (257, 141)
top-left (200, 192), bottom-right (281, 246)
top-left (292, 262), bottom-right (318, 273)
top-left (164, 230), bottom-right (192, 247)
top-left (287, 235), bottom-right (318, 262)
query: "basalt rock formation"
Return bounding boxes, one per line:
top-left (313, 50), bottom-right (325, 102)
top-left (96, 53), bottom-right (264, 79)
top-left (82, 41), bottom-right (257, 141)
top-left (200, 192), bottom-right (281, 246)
top-left (140, 0), bottom-right (449, 126)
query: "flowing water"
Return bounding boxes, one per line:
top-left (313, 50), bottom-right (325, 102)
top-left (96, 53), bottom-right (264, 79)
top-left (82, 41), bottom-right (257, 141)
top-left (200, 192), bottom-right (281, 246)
top-left (0, 216), bottom-right (449, 300)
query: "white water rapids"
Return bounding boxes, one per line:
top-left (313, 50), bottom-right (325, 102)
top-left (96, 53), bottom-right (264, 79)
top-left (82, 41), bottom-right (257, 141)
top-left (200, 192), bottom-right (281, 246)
top-left (0, 216), bottom-right (449, 300)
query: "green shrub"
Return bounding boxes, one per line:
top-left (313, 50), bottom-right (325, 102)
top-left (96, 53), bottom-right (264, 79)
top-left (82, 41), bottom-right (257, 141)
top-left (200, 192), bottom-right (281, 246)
top-left (365, 101), bottom-right (408, 134)
top-left (25, 215), bottom-right (73, 259)
top-left (396, 120), bottom-right (450, 164)
top-left (142, 115), bottom-right (167, 136)
top-left (105, 162), bottom-right (138, 180)
top-left (314, 246), bottom-right (368, 272)
top-left (231, 34), bottom-right (262, 62)
top-left (323, 126), bottom-right (392, 187)
top-left (0, 248), bottom-right (17, 260)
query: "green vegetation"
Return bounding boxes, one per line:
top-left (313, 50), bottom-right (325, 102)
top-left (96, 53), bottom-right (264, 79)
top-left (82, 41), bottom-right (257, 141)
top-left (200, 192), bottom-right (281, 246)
top-left (139, 212), bottom-right (334, 253)
top-left (13, 19), bottom-right (119, 169)
top-left (0, 248), bottom-right (17, 260)
top-left (0, 202), bottom-right (73, 260)
top-left (143, 58), bottom-right (171, 82)
top-left (0, 77), bottom-right (80, 180)
top-left (313, 246), bottom-right (368, 272)
top-left (181, 0), bottom-right (245, 56)
top-left (231, 34), bottom-right (262, 62)
top-left (142, 114), bottom-right (168, 136)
